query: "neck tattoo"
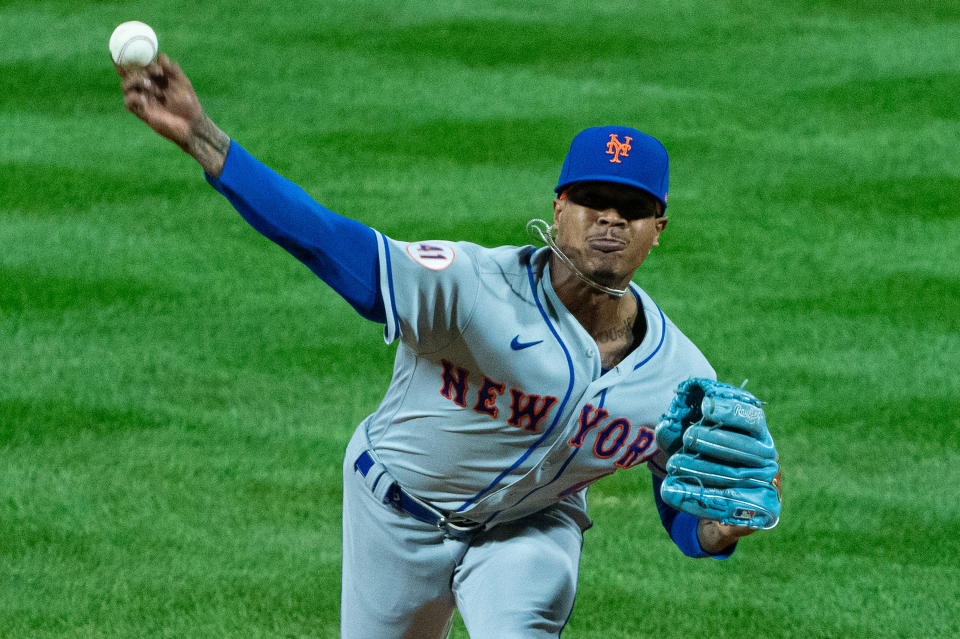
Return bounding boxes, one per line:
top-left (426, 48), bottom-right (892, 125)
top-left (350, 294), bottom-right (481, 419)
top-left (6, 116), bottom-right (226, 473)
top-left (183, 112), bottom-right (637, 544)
top-left (595, 316), bottom-right (636, 345)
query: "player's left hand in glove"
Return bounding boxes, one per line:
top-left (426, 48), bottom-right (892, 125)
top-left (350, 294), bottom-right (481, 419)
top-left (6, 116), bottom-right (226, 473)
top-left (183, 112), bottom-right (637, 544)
top-left (654, 378), bottom-right (782, 530)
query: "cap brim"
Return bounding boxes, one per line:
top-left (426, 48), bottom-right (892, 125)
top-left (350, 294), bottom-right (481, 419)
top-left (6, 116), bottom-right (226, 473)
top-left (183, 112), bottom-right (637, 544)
top-left (555, 175), bottom-right (667, 207)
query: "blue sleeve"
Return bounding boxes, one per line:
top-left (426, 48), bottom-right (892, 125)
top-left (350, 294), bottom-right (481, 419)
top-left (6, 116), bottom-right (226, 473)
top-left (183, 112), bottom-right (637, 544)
top-left (651, 473), bottom-right (736, 559)
top-left (204, 141), bottom-right (385, 323)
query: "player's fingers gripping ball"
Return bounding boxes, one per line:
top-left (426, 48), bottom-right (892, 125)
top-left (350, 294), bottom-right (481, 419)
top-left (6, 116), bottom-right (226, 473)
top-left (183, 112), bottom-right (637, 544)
top-left (654, 378), bottom-right (782, 529)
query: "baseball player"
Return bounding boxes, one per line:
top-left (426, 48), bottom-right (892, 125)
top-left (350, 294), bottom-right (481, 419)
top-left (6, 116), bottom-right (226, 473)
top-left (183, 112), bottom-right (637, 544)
top-left (118, 56), bottom-right (781, 638)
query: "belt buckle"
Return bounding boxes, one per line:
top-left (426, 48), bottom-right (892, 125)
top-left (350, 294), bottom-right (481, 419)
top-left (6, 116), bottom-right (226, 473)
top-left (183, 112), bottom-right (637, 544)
top-left (388, 485), bottom-right (403, 507)
top-left (383, 477), bottom-right (480, 539)
top-left (440, 515), bottom-right (480, 539)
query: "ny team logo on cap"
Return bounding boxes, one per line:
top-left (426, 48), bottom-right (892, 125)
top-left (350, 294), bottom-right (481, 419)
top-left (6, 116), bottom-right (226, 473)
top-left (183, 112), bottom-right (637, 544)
top-left (555, 125), bottom-right (670, 209)
top-left (605, 134), bottom-right (632, 163)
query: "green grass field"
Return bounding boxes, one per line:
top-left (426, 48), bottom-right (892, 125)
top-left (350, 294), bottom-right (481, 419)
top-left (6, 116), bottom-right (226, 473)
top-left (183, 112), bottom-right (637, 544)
top-left (2, 1), bottom-right (958, 637)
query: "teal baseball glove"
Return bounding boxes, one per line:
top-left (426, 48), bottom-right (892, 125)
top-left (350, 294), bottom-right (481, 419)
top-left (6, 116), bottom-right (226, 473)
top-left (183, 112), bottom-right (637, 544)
top-left (654, 378), bottom-right (782, 530)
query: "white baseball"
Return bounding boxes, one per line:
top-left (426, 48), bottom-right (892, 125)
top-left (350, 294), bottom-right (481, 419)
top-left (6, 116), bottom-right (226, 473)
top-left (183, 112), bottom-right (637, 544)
top-left (109, 21), bottom-right (158, 67)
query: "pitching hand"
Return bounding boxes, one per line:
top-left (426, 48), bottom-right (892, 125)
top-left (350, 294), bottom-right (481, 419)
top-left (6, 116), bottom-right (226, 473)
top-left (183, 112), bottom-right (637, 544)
top-left (118, 54), bottom-right (202, 151)
top-left (117, 54), bottom-right (229, 177)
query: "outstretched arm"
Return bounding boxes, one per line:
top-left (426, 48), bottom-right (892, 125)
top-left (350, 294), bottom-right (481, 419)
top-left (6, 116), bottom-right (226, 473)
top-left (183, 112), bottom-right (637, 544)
top-left (119, 54), bottom-right (229, 177)
top-left (117, 55), bottom-right (384, 321)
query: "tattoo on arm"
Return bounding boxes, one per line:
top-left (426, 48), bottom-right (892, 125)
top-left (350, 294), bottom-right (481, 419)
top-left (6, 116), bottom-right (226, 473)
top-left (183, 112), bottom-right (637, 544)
top-left (187, 112), bottom-right (230, 178)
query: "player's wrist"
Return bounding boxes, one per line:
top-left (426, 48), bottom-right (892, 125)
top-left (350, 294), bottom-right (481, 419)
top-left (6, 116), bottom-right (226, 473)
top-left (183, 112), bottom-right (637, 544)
top-left (696, 519), bottom-right (747, 554)
top-left (186, 112), bottom-right (230, 178)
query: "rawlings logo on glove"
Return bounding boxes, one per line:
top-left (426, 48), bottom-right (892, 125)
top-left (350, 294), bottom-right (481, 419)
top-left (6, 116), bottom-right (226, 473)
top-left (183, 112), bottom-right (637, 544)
top-left (654, 378), bottom-right (782, 530)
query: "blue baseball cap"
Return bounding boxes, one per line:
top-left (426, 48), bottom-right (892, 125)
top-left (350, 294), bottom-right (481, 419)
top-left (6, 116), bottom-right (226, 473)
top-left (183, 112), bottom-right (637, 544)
top-left (555, 126), bottom-right (669, 209)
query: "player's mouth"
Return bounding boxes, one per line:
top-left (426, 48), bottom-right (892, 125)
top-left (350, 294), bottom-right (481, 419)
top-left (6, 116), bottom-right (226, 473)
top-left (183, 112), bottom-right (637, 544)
top-left (587, 235), bottom-right (627, 253)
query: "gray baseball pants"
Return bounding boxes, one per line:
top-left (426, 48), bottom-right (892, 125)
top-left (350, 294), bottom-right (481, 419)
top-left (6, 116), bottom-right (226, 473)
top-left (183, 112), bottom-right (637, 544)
top-left (341, 427), bottom-right (585, 639)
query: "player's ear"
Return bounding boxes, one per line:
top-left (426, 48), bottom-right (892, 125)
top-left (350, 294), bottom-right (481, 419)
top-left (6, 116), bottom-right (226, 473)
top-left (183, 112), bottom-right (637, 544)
top-left (652, 216), bottom-right (669, 246)
top-left (552, 196), bottom-right (564, 226)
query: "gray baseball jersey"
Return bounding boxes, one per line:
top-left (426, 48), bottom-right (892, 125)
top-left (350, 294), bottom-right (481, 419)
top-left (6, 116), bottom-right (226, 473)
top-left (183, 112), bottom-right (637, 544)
top-left (201, 135), bottom-right (721, 638)
top-left (360, 236), bottom-right (714, 530)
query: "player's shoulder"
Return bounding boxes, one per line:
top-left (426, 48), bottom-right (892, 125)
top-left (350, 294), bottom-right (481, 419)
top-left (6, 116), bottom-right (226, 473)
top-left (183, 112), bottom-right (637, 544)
top-left (475, 243), bottom-right (536, 273)
top-left (421, 240), bottom-right (533, 275)
top-left (390, 237), bottom-right (529, 272)
top-left (632, 283), bottom-right (716, 379)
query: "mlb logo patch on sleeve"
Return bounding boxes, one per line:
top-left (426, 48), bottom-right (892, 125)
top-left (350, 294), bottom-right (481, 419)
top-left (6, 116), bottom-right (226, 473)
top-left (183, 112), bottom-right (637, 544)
top-left (406, 241), bottom-right (456, 270)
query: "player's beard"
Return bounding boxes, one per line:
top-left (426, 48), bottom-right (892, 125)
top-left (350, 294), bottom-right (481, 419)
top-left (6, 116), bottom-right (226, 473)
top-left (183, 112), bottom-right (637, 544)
top-left (564, 247), bottom-right (628, 289)
top-left (532, 222), bottom-right (630, 298)
top-left (569, 247), bottom-right (626, 286)
top-left (589, 267), bottom-right (623, 287)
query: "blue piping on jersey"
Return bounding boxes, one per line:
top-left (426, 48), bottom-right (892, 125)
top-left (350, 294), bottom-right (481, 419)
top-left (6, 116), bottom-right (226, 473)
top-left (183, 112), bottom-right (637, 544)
top-left (633, 288), bottom-right (666, 370)
top-left (456, 250), bottom-right (577, 513)
top-left (379, 233), bottom-right (400, 339)
top-left (486, 387), bottom-right (609, 523)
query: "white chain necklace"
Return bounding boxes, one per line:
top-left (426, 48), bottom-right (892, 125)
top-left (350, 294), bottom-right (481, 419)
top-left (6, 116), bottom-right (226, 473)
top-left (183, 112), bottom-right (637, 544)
top-left (526, 218), bottom-right (628, 298)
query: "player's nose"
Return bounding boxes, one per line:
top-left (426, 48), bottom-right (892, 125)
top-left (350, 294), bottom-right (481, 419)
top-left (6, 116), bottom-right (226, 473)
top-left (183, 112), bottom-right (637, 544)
top-left (596, 208), bottom-right (628, 227)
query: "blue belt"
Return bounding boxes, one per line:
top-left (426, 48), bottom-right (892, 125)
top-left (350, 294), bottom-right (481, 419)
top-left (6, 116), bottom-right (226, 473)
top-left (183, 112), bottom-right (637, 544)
top-left (354, 450), bottom-right (482, 539)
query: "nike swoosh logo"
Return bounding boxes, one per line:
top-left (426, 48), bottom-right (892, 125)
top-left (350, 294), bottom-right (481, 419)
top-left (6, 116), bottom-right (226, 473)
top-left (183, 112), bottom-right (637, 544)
top-left (510, 335), bottom-right (543, 351)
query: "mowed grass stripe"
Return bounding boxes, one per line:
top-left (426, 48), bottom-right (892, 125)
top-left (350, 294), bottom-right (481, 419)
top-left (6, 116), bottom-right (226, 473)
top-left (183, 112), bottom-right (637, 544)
top-left (2, 1), bottom-right (958, 637)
